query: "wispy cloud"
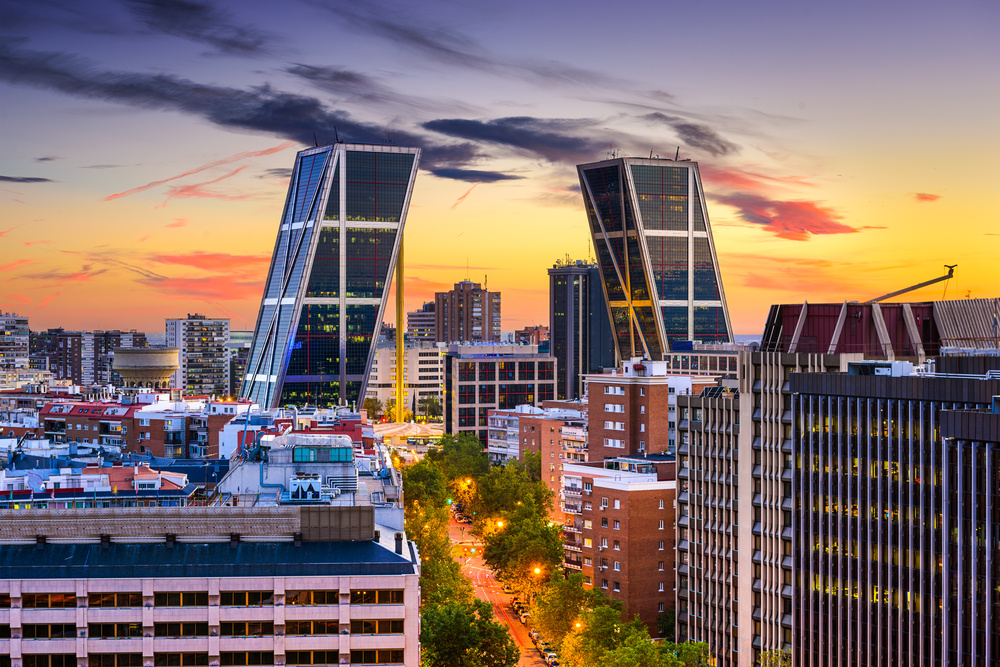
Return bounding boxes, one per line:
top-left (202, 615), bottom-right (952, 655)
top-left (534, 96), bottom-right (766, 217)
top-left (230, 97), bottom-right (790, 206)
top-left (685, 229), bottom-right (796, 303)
top-left (34, 156), bottom-right (60, 162)
top-left (0, 226), bottom-right (22, 237)
top-left (0, 43), bottom-right (480, 178)
top-left (148, 250), bottom-right (270, 274)
top-left (158, 166), bottom-right (250, 206)
top-left (423, 116), bottom-right (604, 163)
top-left (0, 175), bottom-right (53, 183)
top-left (124, 0), bottom-right (277, 56)
top-left (23, 239), bottom-right (51, 246)
top-left (23, 263), bottom-right (109, 283)
top-left (37, 293), bottom-right (60, 309)
top-left (165, 218), bottom-right (188, 228)
top-left (713, 192), bottom-right (857, 241)
top-left (914, 192), bottom-right (940, 202)
top-left (0, 258), bottom-right (39, 272)
top-left (135, 275), bottom-right (262, 300)
top-left (7, 294), bottom-right (32, 304)
top-left (450, 184), bottom-right (478, 210)
top-left (642, 112), bottom-right (739, 157)
top-left (430, 168), bottom-right (520, 183)
top-left (105, 142), bottom-right (292, 200)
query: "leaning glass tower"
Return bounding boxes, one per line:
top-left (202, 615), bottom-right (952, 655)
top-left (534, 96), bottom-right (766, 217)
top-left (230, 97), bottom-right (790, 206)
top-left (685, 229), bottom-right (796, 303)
top-left (241, 143), bottom-right (420, 409)
top-left (578, 157), bottom-right (732, 362)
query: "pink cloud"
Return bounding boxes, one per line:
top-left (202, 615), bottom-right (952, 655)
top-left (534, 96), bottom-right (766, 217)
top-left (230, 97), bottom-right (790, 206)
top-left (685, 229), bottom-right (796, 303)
top-left (148, 251), bottom-right (270, 275)
top-left (0, 226), bottom-right (22, 238)
top-left (7, 294), bottom-right (32, 304)
top-left (24, 264), bottom-right (108, 283)
top-left (166, 218), bottom-right (189, 228)
top-left (158, 166), bottom-right (250, 207)
top-left (0, 258), bottom-right (39, 272)
top-left (137, 275), bottom-right (262, 300)
top-left (914, 193), bottom-right (941, 202)
top-left (714, 192), bottom-right (856, 241)
top-left (104, 141), bottom-right (293, 201)
top-left (37, 293), bottom-right (61, 309)
top-left (23, 239), bottom-right (51, 246)
top-left (450, 184), bottom-right (478, 210)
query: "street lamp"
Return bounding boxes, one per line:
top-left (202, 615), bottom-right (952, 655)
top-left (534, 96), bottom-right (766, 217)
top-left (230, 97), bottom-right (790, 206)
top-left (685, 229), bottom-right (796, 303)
top-left (496, 520), bottom-right (504, 528)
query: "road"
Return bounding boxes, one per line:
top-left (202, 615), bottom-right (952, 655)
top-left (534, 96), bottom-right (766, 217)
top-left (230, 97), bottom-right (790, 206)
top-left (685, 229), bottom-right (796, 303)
top-left (448, 514), bottom-right (548, 667)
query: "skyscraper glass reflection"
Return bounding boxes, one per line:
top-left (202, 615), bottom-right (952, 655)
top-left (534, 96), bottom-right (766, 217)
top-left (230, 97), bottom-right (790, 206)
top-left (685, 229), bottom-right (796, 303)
top-left (578, 157), bottom-right (732, 362)
top-left (241, 143), bottom-right (420, 408)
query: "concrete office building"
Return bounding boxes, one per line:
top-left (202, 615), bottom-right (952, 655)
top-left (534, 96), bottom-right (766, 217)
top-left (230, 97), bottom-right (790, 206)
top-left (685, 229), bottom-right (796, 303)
top-left (405, 302), bottom-right (436, 343)
top-left (0, 312), bottom-right (30, 369)
top-left (166, 315), bottom-right (230, 397)
top-left (548, 260), bottom-right (615, 400)
top-left (578, 157), bottom-right (733, 363)
top-left (435, 280), bottom-right (501, 344)
top-left (365, 341), bottom-right (443, 415)
top-left (242, 143), bottom-right (420, 410)
top-left (791, 362), bottom-right (1000, 667)
top-left (443, 344), bottom-right (556, 443)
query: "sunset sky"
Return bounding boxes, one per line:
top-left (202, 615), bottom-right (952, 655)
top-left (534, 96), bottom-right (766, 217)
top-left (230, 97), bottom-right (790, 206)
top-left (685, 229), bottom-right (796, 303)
top-left (2, 0), bottom-right (998, 336)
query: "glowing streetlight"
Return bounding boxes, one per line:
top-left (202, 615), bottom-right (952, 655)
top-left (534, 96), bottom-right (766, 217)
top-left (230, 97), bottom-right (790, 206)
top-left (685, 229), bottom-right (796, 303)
top-left (534, 567), bottom-right (542, 575)
top-left (497, 520), bottom-right (504, 528)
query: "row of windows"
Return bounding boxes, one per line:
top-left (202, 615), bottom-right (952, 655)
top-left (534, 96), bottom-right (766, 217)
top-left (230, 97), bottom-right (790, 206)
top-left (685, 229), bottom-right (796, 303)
top-left (11, 589), bottom-right (405, 610)
top-left (10, 619), bottom-right (400, 639)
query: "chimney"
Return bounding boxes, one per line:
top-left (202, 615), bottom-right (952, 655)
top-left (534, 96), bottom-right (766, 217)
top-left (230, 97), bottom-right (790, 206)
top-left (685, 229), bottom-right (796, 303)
top-left (394, 532), bottom-right (403, 555)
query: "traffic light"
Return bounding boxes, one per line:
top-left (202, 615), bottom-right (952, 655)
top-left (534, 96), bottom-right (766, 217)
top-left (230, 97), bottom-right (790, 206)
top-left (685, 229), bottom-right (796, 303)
top-left (470, 547), bottom-right (476, 555)
top-left (447, 498), bottom-right (452, 504)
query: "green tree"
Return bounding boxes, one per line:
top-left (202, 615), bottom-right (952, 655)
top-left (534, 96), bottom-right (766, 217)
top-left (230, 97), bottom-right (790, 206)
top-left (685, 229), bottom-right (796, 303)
top-left (482, 496), bottom-right (563, 598)
top-left (426, 433), bottom-right (490, 483)
top-left (531, 572), bottom-right (614, 649)
top-left (559, 605), bottom-right (651, 667)
top-left (467, 457), bottom-right (553, 533)
top-left (521, 450), bottom-right (542, 482)
top-left (756, 648), bottom-right (792, 667)
top-left (658, 641), bottom-right (714, 666)
top-left (362, 397), bottom-right (383, 420)
top-left (420, 599), bottom-right (519, 667)
top-left (656, 607), bottom-right (676, 640)
top-left (418, 395), bottom-right (442, 418)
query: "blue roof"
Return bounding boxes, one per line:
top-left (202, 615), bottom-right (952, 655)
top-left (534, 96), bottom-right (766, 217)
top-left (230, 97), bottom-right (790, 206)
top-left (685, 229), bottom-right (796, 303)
top-left (0, 541), bottom-right (416, 579)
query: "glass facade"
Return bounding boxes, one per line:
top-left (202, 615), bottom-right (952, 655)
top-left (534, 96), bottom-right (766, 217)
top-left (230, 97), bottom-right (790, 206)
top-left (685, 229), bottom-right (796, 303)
top-left (579, 157), bottom-right (731, 360)
top-left (241, 145), bottom-right (420, 408)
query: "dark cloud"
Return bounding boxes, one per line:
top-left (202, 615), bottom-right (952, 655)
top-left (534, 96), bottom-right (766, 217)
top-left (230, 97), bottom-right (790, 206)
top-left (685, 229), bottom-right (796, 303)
top-left (124, 0), bottom-right (275, 56)
top-left (643, 112), bottom-right (739, 157)
top-left (429, 168), bottom-right (521, 183)
top-left (423, 117), bottom-right (604, 163)
top-left (714, 192), bottom-right (859, 241)
top-left (0, 175), bottom-right (53, 183)
top-left (259, 167), bottom-right (292, 180)
top-left (0, 43), bottom-right (482, 177)
top-left (34, 156), bottom-right (61, 162)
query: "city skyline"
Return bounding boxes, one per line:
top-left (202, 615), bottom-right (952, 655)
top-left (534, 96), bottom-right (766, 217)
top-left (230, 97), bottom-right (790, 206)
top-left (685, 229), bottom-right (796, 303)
top-left (2, 0), bottom-right (998, 336)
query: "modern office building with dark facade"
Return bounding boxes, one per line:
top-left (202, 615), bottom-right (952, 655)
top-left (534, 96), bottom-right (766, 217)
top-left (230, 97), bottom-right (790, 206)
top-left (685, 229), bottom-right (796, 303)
top-left (578, 157), bottom-right (732, 363)
top-left (241, 143), bottom-right (420, 409)
top-left (548, 259), bottom-right (615, 399)
top-left (791, 363), bottom-right (1000, 667)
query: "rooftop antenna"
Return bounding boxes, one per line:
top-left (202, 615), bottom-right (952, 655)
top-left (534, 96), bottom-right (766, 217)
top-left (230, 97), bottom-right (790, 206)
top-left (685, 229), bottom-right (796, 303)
top-left (334, 126), bottom-right (340, 144)
top-left (674, 146), bottom-right (680, 161)
top-left (649, 150), bottom-right (653, 159)
top-left (313, 132), bottom-right (319, 147)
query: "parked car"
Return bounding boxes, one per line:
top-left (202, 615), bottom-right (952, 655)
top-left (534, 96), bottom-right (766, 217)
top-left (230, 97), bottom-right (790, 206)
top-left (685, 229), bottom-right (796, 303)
top-left (544, 653), bottom-right (559, 666)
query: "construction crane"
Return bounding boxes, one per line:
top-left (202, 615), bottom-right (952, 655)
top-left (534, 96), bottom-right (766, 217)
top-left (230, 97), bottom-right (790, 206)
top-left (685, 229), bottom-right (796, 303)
top-left (866, 264), bottom-right (956, 303)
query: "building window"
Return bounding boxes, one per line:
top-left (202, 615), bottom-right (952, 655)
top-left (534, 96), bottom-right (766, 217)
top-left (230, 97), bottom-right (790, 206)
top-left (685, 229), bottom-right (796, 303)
top-left (220, 622), bottom-right (275, 636)
top-left (23, 593), bottom-right (75, 608)
top-left (221, 654), bottom-right (274, 667)
top-left (613, 561), bottom-right (620, 571)
top-left (602, 518), bottom-right (608, 527)
top-left (658, 603), bottom-right (664, 613)
top-left (350, 650), bottom-right (404, 665)
top-left (89, 656), bottom-right (144, 667)
top-left (614, 520), bottom-right (620, 530)
top-left (659, 499), bottom-right (665, 510)
top-left (23, 624), bottom-right (77, 639)
top-left (614, 499), bottom-right (620, 510)
top-left (659, 520), bottom-right (665, 530)
top-left (640, 388), bottom-right (645, 396)
top-left (613, 582), bottom-right (621, 591)
top-left (613, 541), bottom-right (620, 550)
top-left (350, 589), bottom-right (404, 605)
top-left (658, 561), bottom-right (664, 571)
top-left (147, 656), bottom-right (208, 666)
top-left (658, 582), bottom-right (664, 592)
top-left (658, 541), bottom-right (664, 550)
top-left (285, 652), bottom-right (341, 666)
top-left (220, 591), bottom-right (273, 606)
top-left (154, 592), bottom-right (208, 607)
top-left (350, 619), bottom-right (404, 635)
top-left (601, 497), bottom-right (608, 508)
top-left (286, 590), bottom-right (338, 605)
top-left (153, 623), bottom-right (210, 638)
top-left (601, 579), bottom-right (608, 589)
top-left (89, 593), bottom-right (142, 607)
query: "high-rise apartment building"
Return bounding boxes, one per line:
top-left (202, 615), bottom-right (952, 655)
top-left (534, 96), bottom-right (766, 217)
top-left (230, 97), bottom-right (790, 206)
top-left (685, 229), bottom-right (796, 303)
top-left (31, 328), bottom-right (83, 382)
top-left (585, 359), bottom-right (715, 461)
top-left (227, 330), bottom-right (253, 397)
top-left (435, 280), bottom-right (501, 343)
top-left (406, 301), bottom-right (436, 342)
top-left (0, 311), bottom-right (30, 369)
top-left (549, 260), bottom-right (615, 399)
top-left (166, 314), bottom-right (230, 396)
top-left (443, 343), bottom-right (556, 442)
top-left (563, 457), bottom-right (677, 635)
top-left (791, 362), bottom-right (1000, 667)
top-left (30, 328), bottom-right (147, 385)
top-left (578, 157), bottom-right (732, 362)
top-left (242, 143), bottom-right (420, 409)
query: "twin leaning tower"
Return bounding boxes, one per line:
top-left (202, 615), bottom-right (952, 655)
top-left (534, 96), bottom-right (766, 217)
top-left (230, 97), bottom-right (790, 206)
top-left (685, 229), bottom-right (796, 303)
top-left (240, 144), bottom-right (732, 410)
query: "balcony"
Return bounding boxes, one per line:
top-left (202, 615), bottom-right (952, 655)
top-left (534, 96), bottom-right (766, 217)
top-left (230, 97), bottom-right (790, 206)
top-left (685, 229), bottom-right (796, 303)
top-left (564, 487), bottom-right (582, 497)
top-left (564, 543), bottom-right (582, 553)
top-left (564, 559), bottom-right (582, 570)
top-left (563, 504), bottom-right (581, 515)
top-left (563, 525), bottom-right (581, 534)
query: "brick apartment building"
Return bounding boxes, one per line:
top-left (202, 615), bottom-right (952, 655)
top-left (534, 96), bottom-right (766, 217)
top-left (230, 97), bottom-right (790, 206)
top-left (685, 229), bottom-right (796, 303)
top-left (516, 407), bottom-right (587, 524)
top-left (435, 280), bottom-right (501, 343)
top-left (585, 359), bottom-right (715, 461)
top-left (563, 458), bottom-right (677, 634)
